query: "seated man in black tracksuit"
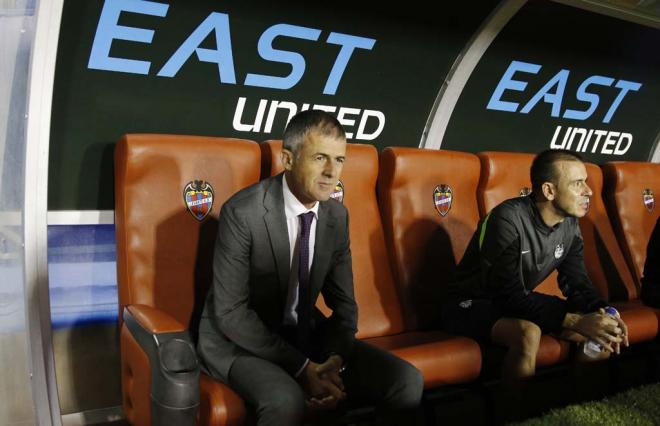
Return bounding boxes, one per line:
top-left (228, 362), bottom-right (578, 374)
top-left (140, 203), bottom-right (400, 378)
top-left (641, 217), bottom-right (660, 308)
top-left (442, 149), bottom-right (629, 385)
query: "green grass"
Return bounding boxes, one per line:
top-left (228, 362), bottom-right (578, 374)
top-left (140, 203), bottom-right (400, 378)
top-left (513, 382), bottom-right (660, 426)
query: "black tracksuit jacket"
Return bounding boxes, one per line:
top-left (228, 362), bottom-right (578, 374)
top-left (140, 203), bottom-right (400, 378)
top-left (448, 195), bottom-right (606, 333)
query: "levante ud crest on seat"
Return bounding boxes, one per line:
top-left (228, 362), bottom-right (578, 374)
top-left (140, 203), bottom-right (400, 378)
top-left (643, 188), bottom-right (654, 213)
top-left (330, 180), bottom-right (344, 203)
top-left (433, 184), bottom-right (452, 217)
top-left (183, 180), bottom-right (214, 221)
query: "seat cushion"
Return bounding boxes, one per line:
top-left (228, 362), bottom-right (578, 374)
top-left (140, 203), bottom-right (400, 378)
top-left (602, 161), bottom-right (660, 286)
top-left (199, 374), bottom-right (246, 426)
top-left (610, 299), bottom-right (659, 344)
top-left (364, 331), bottom-right (482, 388)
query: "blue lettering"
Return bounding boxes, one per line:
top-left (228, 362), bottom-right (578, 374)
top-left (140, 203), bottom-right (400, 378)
top-left (244, 24), bottom-right (322, 90)
top-left (520, 69), bottom-right (569, 117)
top-left (157, 12), bottom-right (236, 83)
top-left (563, 76), bottom-right (614, 121)
top-left (486, 60), bottom-right (541, 113)
top-left (603, 79), bottom-right (642, 124)
top-left (88, 6), bottom-right (380, 94)
top-left (88, 0), bottom-right (168, 74)
top-left (323, 33), bottom-right (376, 95)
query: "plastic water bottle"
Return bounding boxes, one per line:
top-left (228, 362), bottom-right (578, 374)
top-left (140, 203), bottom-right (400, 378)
top-left (583, 306), bottom-right (620, 358)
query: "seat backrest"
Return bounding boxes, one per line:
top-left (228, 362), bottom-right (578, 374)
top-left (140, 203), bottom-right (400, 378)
top-left (477, 151), bottom-right (562, 298)
top-left (260, 140), bottom-right (405, 338)
top-left (602, 161), bottom-right (660, 287)
top-left (378, 147), bottom-right (481, 330)
top-left (260, 139), bottom-right (283, 180)
top-left (115, 134), bottom-right (261, 328)
top-left (477, 151), bottom-right (536, 216)
top-left (581, 163), bottom-right (638, 301)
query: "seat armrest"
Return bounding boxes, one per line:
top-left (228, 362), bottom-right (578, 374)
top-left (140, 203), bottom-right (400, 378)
top-left (126, 304), bottom-right (186, 334)
top-left (123, 305), bottom-right (199, 425)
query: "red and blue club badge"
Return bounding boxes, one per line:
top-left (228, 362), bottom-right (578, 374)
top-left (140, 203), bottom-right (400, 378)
top-left (330, 180), bottom-right (344, 203)
top-left (183, 180), bottom-right (214, 221)
top-left (643, 188), bottom-right (654, 213)
top-left (433, 184), bottom-right (452, 217)
top-left (519, 187), bottom-right (532, 197)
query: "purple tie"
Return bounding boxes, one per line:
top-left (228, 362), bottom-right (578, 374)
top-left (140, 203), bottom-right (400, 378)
top-left (297, 212), bottom-right (314, 351)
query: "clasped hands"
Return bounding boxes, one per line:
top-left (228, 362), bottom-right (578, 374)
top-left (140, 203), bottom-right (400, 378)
top-left (571, 308), bottom-right (629, 354)
top-left (299, 354), bottom-right (346, 410)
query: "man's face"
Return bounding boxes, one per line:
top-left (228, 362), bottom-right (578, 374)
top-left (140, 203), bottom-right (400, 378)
top-left (283, 128), bottom-right (346, 208)
top-left (551, 160), bottom-right (593, 218)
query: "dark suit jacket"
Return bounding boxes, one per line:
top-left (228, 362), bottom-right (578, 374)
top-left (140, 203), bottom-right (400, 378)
top-left (197, 173), bottom-right (358, 380)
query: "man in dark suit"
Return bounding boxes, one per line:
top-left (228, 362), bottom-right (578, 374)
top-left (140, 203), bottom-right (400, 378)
top-left (197, 110), bottom-right (423, 425)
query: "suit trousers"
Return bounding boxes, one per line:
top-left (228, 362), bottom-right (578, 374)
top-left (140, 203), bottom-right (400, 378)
top-left (227, 340), bottom-right (424, 426)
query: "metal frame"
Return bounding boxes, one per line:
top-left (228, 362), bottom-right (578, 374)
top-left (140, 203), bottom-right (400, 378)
top-left (551, 0), bottom-right (660, 29)
top-left (419, 0), bottom-right (527, 149)
top-left (650, 131), bottom-right (660, 163)
top-left (420, 0), bottom-right (659, 158)
top-left (10, 1), bottom-right (658, 424)
top-left (48, 210), bottom-right (115, 225)
top-left (553, 0), bottom-right (660, 165)
top-left (23, 0), bottom-right (65, 424)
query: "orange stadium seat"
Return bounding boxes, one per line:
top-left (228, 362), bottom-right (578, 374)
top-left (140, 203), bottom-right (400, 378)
top-left (476, 151), bottom-right (570, 366)
top-left (261, 140), bottom-right (482, 388)
top-left (602, 161), bottom-right (660, 287)
top-left (476, 151), bottom-right (564, 299)
top-left (378, 147), bottom-right (480, 331)
top-left (582, 163), bottom-right (658, 343)
top-left (418, 148), bottom-right (569, 367)
top-left (115, 134), bottom-right (260, 426)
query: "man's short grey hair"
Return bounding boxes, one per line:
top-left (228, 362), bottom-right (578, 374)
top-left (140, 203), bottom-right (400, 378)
top-left (282, 110), bottom-right (346, 155)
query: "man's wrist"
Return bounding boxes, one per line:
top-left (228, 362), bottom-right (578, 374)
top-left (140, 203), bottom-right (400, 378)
top-left (562, 312), bottom-right (580, 330)
top-left (327, 353), bottom-right (345, 373)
